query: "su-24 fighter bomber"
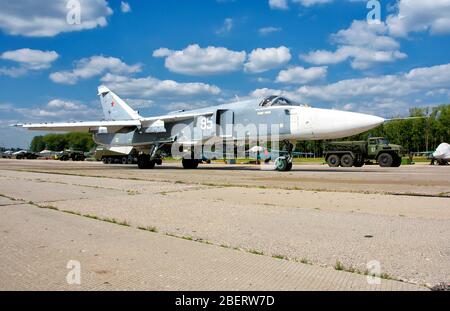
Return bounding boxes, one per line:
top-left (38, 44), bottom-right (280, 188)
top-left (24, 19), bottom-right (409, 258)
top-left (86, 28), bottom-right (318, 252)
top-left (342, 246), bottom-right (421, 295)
top-left (15, 86), bottom-right (386, 171)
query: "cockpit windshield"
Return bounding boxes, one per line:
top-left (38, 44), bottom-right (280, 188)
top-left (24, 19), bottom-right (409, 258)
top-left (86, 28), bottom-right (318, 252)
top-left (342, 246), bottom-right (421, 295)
top-left (260, 96), bottom-right (295, 107)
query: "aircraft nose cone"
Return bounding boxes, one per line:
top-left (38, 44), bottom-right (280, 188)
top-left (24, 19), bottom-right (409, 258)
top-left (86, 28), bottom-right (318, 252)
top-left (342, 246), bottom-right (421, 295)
top-left (309, 108), bottom-right (386, 139)
top-left (350, 113), bottom-right (385, 130)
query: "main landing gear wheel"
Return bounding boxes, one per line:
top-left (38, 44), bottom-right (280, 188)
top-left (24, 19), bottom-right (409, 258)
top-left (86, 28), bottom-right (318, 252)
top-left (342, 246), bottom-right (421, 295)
top-left (182, 159), bottom-right (199, 169)
top-left (137, 155), bottom-right (155, 169)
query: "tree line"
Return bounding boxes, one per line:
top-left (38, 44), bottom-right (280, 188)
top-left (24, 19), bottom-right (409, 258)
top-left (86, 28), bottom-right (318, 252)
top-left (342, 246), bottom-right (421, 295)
top-left (30, 132), bottom-right (95, 153)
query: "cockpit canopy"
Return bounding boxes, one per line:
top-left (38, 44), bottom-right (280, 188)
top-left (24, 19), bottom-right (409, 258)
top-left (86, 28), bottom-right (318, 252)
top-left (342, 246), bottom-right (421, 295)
top-left (260, 96), bottom-right (295, 107)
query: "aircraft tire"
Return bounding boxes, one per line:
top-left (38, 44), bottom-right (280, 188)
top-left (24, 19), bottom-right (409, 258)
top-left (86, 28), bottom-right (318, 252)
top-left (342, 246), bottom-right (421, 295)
top-left (340, 154), bottom-right (354, 167)
top-left (378, 153), bottom-right (394, 167)
top-left (327, 154), bottom-right (340, 167)
top-left (275, 157), bottom-right (289, 172)
top-left (138, 155), bottom-right (155, 169)
top-left (286, 162), bottom-right (293, 171)
top-left (182, 159), bottom-right (199, 169)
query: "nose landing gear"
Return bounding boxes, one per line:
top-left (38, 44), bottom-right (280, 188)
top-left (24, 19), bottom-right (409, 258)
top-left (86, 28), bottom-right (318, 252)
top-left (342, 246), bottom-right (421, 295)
top-left (275, 140), bottom-right (294, 172)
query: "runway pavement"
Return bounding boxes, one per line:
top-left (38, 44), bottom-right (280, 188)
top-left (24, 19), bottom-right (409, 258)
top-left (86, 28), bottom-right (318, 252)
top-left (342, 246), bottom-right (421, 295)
top-left (1, 159), bottom-right (449, 290)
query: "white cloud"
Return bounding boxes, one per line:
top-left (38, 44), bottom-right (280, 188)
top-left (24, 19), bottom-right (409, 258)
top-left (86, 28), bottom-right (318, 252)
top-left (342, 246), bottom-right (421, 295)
top-left (124, 98), bottom-right (154, 109)
top-left (47, 99), bottom-right (84, 110)
top-left (0, 0), bottom-right (113, 37)
top-left (276, 66), bottom-right (327, 84)
top-left (251, 63), bottom-right (450, 116)
top-left (50, 55), bottom-right (141, 84)
top-left (387, 0), bottom-right (450, 37)
top-left (259, 26), bottom-right (282, 36)
top-left (153, 44), bottom-right (246, 76)
top-left (120, 1), bottom-right (131, 13)
top-left (0, 48), bottom-right (59, 77)
top-left (13, 98), bottom-right (100, 120)
top-left (100, 73), bottom-right (221, 98)
top-left (269, 0), bottom-right (289, 10)
top-left (301, 20), bottom-right (407, 69)
top-left (297, 63), bottom-right (450, 102)
top-left (250, 88), bottom-right (285, 98)
top-left (152, 48), bottom-right (173, 58)
top-left (292, 0), bottom-right (333, 7)
top-left (269, 0), bottom-right (335, 9)
top-left (216, 18), bottom-right (233, 35)
top-left (244, 46), bottom-right (291, 73)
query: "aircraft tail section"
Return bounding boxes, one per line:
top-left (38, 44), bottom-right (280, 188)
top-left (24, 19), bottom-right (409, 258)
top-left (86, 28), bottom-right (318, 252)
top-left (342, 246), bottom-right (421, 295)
top-left (98, 85), bottom-right (142, 121)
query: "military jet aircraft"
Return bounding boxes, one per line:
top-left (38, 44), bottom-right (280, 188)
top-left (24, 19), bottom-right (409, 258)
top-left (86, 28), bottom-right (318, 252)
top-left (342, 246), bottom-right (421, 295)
top-left (15, 86), bottom-right (385, 171)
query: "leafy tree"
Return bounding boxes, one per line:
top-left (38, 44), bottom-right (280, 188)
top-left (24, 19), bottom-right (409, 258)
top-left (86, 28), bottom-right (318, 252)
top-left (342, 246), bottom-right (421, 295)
top-left (30, 136), bottom-right (46, 152)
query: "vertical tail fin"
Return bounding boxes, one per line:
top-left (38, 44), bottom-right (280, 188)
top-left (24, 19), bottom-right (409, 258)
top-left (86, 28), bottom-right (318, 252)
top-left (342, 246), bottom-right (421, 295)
top-left (98, 85), bottom-right (142, 121)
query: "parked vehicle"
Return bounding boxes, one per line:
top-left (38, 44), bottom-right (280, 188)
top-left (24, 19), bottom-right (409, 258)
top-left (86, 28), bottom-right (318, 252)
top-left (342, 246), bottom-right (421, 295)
top-left (323, 137), bottom-right (406, 168)
top-left (13, 150), bottom-right (39, 160)
top-left (57, 150), bottom-right (86, 161)
top-left (94, 146), bottom-right (139, 165)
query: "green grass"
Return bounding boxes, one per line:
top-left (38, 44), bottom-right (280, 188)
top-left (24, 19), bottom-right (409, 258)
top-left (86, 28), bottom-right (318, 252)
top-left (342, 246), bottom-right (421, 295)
top-left (334, 261), bottom-right (345, 271)
top-left (138, 225), bottom-right (158, 233)
top-left (62, 210), bottom-right (81, 216)
top-left (272, 254), bottom-right (288, 260)
top-left (299, 258), bottom-right (311, 265)
top-left (249, 249), bottom-right (264, 256)
top-left (102, 217), bottom-right (130, 227)
top-left (83, 214), bottom-right (99, 220)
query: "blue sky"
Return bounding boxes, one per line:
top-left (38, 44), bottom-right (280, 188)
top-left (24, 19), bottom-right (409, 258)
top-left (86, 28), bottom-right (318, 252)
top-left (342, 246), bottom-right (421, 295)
top-left (1, 0), bottom-right (450, 148)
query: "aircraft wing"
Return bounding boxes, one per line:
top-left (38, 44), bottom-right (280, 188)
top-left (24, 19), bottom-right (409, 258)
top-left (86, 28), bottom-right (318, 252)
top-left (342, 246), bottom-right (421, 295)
top-left (14, 120), bottom-right (141, 133)
top-left (14, 112), bottom-right (214, 133)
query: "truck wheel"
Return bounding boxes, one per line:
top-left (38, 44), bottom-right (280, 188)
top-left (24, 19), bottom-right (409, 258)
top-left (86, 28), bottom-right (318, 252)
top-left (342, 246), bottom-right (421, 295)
top-left (102, 157), bottom-right (108, 164)
top-left (378, 153), bottom-right (394, 167)
top-left (127, 157), bottom-right (134, 165)
top-left (393, 156), bottom-right (402, 167)
top-left (327, 155), bottom-right (340, 167)
top-left (121, 157), bottom-right (128, 165)
top-left (340, 154), bottom-right (354, 167)
top-left (354, 160), bottom-right (364, 167)
top-left (107, 157), bottom-right (113, 164)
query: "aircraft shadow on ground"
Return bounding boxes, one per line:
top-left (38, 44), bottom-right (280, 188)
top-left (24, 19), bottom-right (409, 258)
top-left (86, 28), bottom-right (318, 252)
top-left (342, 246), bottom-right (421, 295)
top-left (110, 164), bottom-right (395, 174)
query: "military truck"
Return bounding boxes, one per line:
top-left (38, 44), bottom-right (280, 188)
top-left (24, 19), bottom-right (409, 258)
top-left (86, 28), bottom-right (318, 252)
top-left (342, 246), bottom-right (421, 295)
top-left (13, 150), bottom-right (39, 160)
top-left (58, 150), bottom-right (86, 161)
top-left (94, 146), bottom-right (139, 165)
top-left (324, 137), bottom-right (405, 168)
